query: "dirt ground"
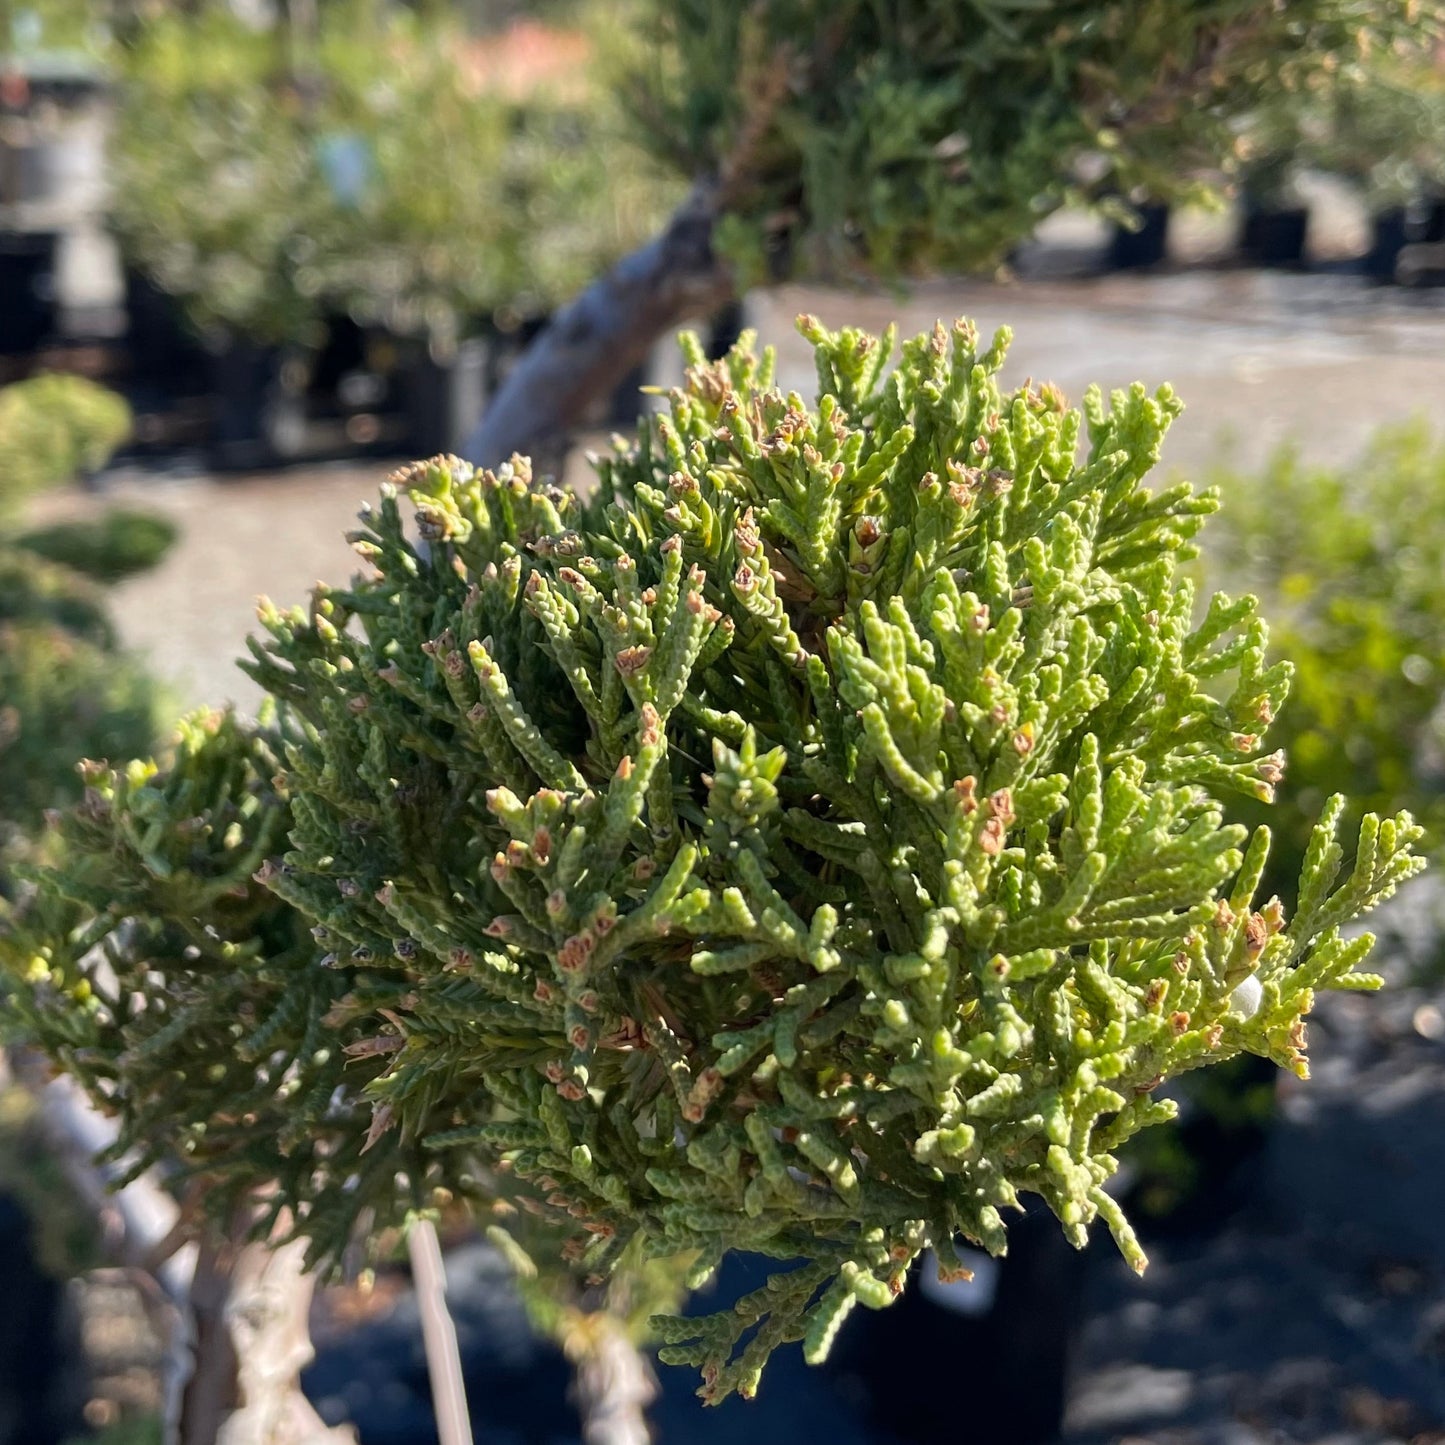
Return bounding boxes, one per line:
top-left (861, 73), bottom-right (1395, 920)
top-left (29, 270), bottom-right (1445, 718)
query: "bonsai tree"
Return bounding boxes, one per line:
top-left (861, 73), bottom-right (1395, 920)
top-left (462, 0), bottom-right (1433, 465)
top-left (5, 318), bottom-right (1422, 1434)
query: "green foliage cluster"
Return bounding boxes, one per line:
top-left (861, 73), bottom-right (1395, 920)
top-left (241, 319), bottom-right (1415, 1391)
top-left (16, 507), bottom-right (179, 584)
top-left (4, 318), bottom-right (1422, 1403)
top-left (1204, 423), bottom-right (1445, 901)
top-left (0, 711), bottom-right (687, 1350)
top-left (109, 3), bottom-right (677, 346)
top-left (623, 0), bottom-right (1430, 282)
top-left (63, 1417), bottom-right (162, 1445)
top-left (1, 0), bottom-right (107, 56)
top-left (0, 1083), bottom-right (103, 1278)
top-left (2, 711), bottom-right (464, 1241)
top-left (1240, 35), bottom-right (1445, 208)
top-left (0, 621), bottom-right (161, 848)
top-left (0, 548), bottom-right (115, 648)
top-left (0, 376), bottom-right (131, 519)
top-left (0, 377), bottom-right (163, 856)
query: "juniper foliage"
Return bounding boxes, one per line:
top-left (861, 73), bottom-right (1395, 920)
top-left (238, 318), bottom-right (1419, 1399)
top-left (6, 318), bottom-right (1423, 1404)
top-left (1, 711), bottom-right (468, 1244)
top-left (624, 1), bottom-right (1432, 282)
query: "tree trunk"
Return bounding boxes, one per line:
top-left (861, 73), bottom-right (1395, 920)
top-left (214, 1232), bottom-right (352, 1445)
top-left (408, 1220), bottom-right (473, 1445)
top-left (568, 1310), bottom-right (657, 1445)
top-left (461, 184), bottom-right (735, 471)
top-left (11, 1056), bottom-right (349, 1445)
top-left (177, 1234), bottom-right (239, 1444)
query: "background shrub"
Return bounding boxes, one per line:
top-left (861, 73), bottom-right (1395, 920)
top-left (1203, 422), bottom-right (1445, 905)
top-left (0, 550), bottom-right (116, 650)
top-left (0, 377), bottom-right (131, 518)
top-left (109, 2), bottom-right (675, 346)
top-left (16, 508), bottom-right (180, 585)
top-left (0, 379), bottom-right (163, 866)
top-left (0, 622), bottom-right (163, 850)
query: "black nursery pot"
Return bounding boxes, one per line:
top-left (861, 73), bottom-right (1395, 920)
top-left (0, 232), bottom-right (59, 357)
top-left (402, 336), bottom-right (489, 458)
top-left (123, 267), bottom-right (208, 394)
top-left (0, 1196), bottom-right (84, 1445)
top-left (208, 336), bottom-right (282, 472)
top-left (1239, 205), bottom-right (1310, 269)
top-left (1362, 207), bottom-right (1410, 282)
top-left (1107, 204), bottom-right (1171, 270)
top-left (825, 1203), bottom-right (1091, 1445)
top-left (1360, 203), bottom-right (1445, 287)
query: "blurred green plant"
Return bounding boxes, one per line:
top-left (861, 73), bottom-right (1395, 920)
top-left (0, 1083), bottom-right (103, 1278)
top-left (1238, 36), bottom-right (1445, 211)
top-left (1312, 49), bottom-right (1445, 209)
top-left (621, 0), bottom-right (1433, 284)
top-left (63, 1419), bottom-right (163, 1445)
top-left (108, 2), bottom-right (676, 348)
top-left (0, 548), bottom-right (115, 647)
top-left (1204, 422), bottom-right (1445, 905)
top-left (1, 0), bottom-right (107, 56)
top-left (16, 507), bottom-right (179, 584)
top-left (0, 621), bottom-right (163, 851)
top-left (0, 376), bottom-right (131, 519)
top-left (0, 376), bottom-right (164, 864)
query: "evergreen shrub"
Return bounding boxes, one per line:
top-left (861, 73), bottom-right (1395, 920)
top-left (0, 377), bottom-right (131, 518)
top-left (1205, 422), bottom-right (1445, 903)
top-left (5, 318), bottom-right (1422, 1401)
top-left (17, 507), bottom-right (179, 585)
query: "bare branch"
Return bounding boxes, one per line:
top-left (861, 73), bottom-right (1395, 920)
top-left (408, 1219), bottom-right (474, 1445)
top-left (461, 183), bottom-right (734, 470)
